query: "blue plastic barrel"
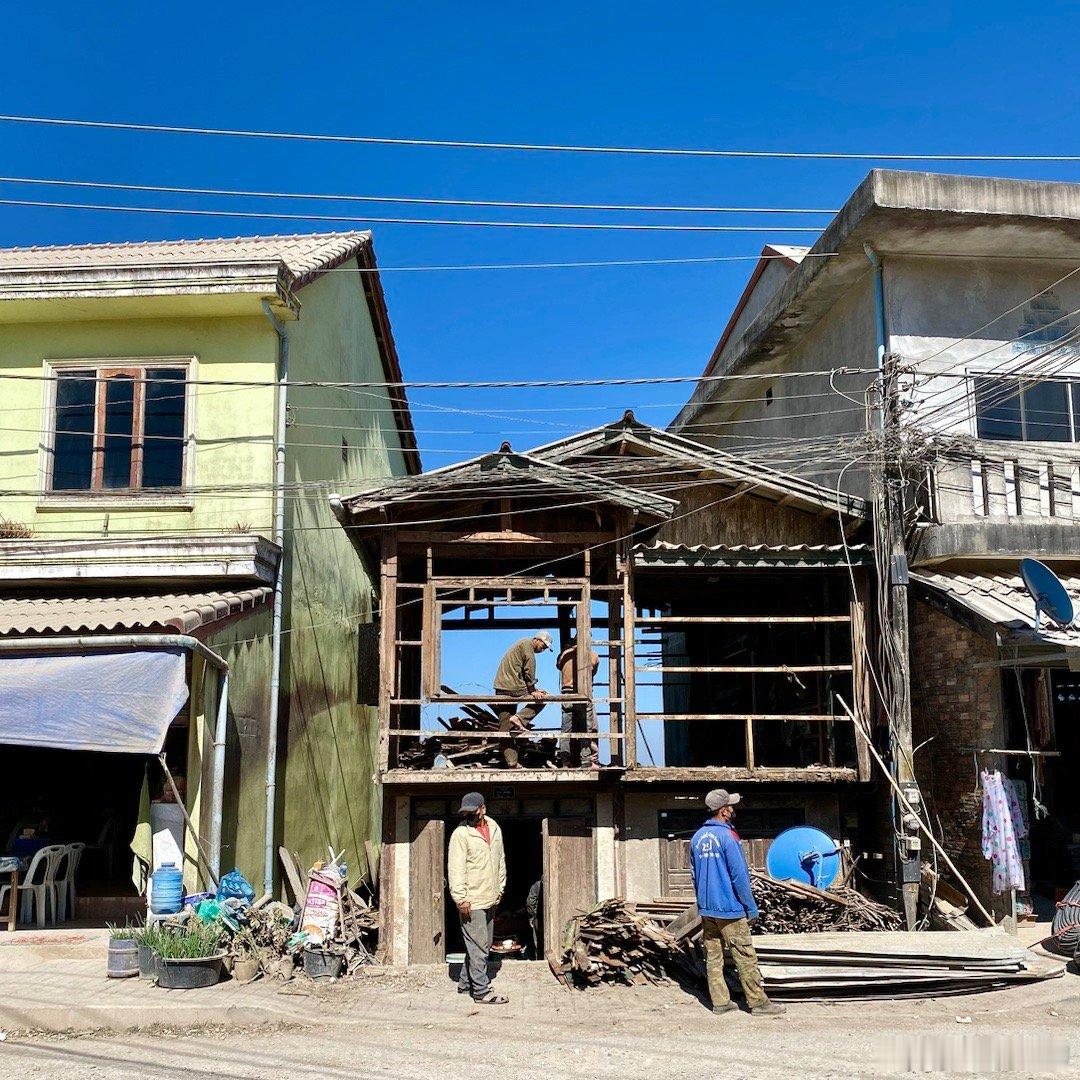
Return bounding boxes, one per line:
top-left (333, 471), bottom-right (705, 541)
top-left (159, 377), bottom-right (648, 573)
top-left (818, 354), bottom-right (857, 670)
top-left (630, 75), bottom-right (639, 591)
top-left (149, 862), bottom-right (184, 914)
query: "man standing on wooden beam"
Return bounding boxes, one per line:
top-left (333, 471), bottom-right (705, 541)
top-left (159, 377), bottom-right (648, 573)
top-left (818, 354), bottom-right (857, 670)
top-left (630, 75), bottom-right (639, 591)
top-left (492, 631), bottom-right (552, 768)
top-left (555, 638), bottom-right (600, 769)
top-left (690, 789), bottom-right (785, 1017)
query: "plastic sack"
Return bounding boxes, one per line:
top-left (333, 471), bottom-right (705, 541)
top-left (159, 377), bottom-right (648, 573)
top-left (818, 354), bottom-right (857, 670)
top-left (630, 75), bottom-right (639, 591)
top-left (217, 869), bottom-right (255, 903)
top-left (195, 898), bottom-right (222, 923)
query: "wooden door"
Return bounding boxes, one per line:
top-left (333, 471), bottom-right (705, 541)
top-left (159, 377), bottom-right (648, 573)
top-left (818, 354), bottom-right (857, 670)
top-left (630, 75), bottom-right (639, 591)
top-left (660, 836), bottom-right (695, 897)
top-left (409, 816), bottom-right (445, 964)
top-left (542, 817), bottom-right (596, 957)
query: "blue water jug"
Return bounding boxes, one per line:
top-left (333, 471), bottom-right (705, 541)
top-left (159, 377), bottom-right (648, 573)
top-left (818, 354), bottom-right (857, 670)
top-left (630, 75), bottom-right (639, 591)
top-left (150, 862), bottom-right (184, 915)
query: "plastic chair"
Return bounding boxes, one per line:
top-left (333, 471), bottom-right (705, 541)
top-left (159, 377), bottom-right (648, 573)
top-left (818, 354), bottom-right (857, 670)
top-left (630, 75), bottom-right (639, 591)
top-left (0, 844), bottom-right (65, 928)
top-left (58, 842), bottom-right (85, 923)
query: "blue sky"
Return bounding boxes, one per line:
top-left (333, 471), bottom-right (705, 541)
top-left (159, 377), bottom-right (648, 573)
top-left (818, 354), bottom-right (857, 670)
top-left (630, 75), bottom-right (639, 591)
top-left (3, 2), bottom-right (1080, 465)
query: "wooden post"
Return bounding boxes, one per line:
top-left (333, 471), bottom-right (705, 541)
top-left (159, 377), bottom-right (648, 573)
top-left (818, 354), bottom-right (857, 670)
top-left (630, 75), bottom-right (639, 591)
top-left (378, 531), bottom-right (398, 774)
top-left (621, 533), bottom-right (637, 769)
top-left (849, 568), bottom-right (873, 781)
top-left (607, 566), bottom-right (622, 765)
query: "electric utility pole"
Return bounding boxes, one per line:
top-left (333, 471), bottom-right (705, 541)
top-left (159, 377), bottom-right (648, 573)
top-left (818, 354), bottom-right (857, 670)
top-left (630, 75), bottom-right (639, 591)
top-left (865, 244), bottom-right (921, 930)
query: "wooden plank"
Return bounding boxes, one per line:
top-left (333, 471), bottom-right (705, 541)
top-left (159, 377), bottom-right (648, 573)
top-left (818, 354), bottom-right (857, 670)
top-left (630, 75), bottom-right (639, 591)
top-left (637, 616), bottom-right (851, 625)
top-left (543, 817), bottom-right (596, 957)
top-left (849, 567), bottom-right (873, 781)
top-left (431, 575), bottom-right (587, 589)
top-left (277, 846), bottom-right (305, 906)
top-left (409, 816), bottom-right (446, 964)
top-left (400, 531), bottom-right (609, 546)
top-left (622, 766), bottom-right (859, 783)
top-left (386, 728), bottom-right (621, 739)
top-left (607, 577), bottom-right (623, 765)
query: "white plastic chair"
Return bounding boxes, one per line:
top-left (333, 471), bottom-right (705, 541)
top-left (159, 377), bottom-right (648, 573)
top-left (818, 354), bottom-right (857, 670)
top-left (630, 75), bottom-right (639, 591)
top-left (0, 844), bottom-right (66, 928)
top-left (58, 842), bottom-right (85, 923)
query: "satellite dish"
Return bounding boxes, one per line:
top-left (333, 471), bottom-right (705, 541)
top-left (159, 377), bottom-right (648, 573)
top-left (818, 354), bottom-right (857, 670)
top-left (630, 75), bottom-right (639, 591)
top-left (1020, 558), bottom-right (1074, 632)
top-left (765, 826), bottom-right (842, 889)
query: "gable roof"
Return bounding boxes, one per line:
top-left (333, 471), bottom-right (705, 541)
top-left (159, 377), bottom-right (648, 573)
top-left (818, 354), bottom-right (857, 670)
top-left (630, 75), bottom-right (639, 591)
top-left (335, 440), bottom-right (678, 525)
top-left (530, 411), bottom-right (869, 520)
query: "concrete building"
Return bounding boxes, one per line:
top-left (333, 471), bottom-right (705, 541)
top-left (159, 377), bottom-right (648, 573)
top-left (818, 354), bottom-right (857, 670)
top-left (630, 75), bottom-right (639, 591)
top-left (674, 170), bottom-right (1080, 919)
top-left (0, 232), bottom-right (417, 914)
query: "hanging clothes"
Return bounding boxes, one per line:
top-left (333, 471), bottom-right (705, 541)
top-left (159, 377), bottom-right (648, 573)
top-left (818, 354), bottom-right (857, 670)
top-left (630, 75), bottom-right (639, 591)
top-left (981, 769), bottom-right (1028, 894)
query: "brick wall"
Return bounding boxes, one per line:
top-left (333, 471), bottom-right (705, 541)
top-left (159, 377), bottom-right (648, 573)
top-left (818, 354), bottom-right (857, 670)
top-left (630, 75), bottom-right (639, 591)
top-left (910, 600), bottom-right (1005, 914)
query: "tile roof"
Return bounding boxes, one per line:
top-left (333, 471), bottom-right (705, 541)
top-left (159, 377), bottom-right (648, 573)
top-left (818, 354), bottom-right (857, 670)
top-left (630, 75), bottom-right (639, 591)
top-left (912, 566), bottom-right (1080, 648)
top-left (634, 542), bottom-right (872, 566)
top-left (0, 231), bottom-right (373, 286)
top-left (0, 587), bottom-right (272, 637)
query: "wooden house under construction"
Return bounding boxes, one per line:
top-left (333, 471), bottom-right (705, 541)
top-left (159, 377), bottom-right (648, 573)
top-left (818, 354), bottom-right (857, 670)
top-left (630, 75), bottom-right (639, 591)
top-left (330, 413), bottom-right (878, 964)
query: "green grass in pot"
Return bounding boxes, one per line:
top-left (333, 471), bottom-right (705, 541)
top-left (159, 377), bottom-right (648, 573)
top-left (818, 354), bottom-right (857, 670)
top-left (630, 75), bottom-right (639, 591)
top-left (154, 922), bottom-right (224, 960)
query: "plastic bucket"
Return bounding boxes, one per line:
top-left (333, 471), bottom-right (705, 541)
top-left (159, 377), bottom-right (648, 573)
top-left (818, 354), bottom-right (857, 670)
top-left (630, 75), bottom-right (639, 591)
top-left (155, 953), bottom-right (225, 990)
top-left (303, 949), bottom-right (344, 980)
top-left (107, 937), bottom-right (139, 979)
top-left (138, 943), bottom-right (158, 982)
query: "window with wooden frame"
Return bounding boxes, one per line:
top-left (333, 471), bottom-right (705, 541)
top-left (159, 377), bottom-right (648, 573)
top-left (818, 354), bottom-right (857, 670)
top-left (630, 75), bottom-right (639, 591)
top-left (47, 362), bottom-right (191, 493)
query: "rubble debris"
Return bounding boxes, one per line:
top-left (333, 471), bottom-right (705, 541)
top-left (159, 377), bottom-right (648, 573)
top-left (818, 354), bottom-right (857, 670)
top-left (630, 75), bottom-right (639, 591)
top-left (750, 871), bottom-right (904, 933)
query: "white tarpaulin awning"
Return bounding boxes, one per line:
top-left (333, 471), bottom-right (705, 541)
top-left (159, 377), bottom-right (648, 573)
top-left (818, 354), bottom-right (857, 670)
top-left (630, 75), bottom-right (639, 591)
top-left (0, 649), bottom-right (189, 753)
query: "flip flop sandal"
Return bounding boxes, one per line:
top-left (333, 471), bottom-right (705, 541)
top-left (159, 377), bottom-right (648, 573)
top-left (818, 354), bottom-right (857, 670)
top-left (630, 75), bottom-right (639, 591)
top-left (473, 991), bottom-right (508, 1004)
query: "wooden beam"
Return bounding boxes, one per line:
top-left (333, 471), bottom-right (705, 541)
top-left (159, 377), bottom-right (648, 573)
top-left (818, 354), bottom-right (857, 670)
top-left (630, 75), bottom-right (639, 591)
top-left (386, 729), bottom-right (621, 739)
top-left (636, 615), bottom-right (851, 625)
top-left (378, 532), bottom-right (398, 773)
top-left (400, 531), bottom-right (610, 546)
top-left (635, 713), bottom-right (850, 722)
top-left (849, 567), bottom-right (874, 782)
top-left (621, 533), bottom-right (638, 768)
top-left (637, 664), bottom-right (854, 674)
top-left (622, 766), bottom-right (860, 783)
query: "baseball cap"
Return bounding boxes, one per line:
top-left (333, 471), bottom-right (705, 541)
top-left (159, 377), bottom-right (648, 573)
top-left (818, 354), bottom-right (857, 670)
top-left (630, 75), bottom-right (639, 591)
top-left (458, 792), bottom-right (486, 815)
top-left (534, 631), bottom-right (553, 650)
top-left (705, 789), bottom-right (741, 811)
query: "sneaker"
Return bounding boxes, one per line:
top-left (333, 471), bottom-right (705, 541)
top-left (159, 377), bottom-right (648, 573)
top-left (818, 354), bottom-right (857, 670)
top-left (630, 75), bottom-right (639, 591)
top-left (712, 1002), bottom-right (739, 1015)
top-left (751, 1002), bottom-right (786, 1017)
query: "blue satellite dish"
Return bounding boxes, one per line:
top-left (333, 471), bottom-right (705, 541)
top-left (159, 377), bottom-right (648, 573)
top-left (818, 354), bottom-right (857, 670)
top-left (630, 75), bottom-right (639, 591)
top-left (765, 826), bottom-right (842, 889)
top-left (1020, 558), bottom-right (1074, 631)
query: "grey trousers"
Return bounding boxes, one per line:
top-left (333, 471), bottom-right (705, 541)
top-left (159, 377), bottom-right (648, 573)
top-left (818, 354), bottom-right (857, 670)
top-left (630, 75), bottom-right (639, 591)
top-left (458, 906), bottom-right (494, 997)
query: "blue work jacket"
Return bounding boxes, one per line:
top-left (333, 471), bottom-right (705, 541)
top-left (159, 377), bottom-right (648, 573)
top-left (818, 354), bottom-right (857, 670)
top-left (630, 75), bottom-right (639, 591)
top-left (689, 819), bottom-right (759, 921)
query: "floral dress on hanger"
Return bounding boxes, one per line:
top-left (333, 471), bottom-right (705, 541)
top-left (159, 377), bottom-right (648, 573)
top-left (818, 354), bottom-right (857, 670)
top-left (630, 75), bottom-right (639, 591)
top-left (981, 768), bottom-right (1027, 894)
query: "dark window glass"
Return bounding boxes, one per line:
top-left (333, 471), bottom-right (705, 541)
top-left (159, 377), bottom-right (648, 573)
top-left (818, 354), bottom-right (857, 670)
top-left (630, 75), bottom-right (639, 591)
top-left (974, 377), bottom-right (1023, 441)
top-left (102, 374), bottom-right (135, 488)
top-left (52, 372), bottom-right (95, 490)
top-left (143, 368), bottom-right (186, 487)
top-left (1022, 379), bottom-right (1071, 442)
top-left (1072, 383), bottom-right (1080, 440)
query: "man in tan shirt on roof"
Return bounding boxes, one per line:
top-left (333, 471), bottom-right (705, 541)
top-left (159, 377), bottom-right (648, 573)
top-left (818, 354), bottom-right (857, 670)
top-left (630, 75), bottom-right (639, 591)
top-left (556, 639), bottom-right (600, 769)
top-left (493, 631), bottom-right (552, 768)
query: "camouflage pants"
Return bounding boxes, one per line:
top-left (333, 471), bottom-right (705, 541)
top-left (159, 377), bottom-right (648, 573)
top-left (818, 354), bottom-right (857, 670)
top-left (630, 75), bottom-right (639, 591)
top-left (701, 915), bottom-right (769, 1010)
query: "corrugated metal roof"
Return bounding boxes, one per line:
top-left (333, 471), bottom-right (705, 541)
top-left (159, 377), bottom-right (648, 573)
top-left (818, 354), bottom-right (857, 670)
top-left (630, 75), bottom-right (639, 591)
top-left (912, 567), bottom-right (1080, 648)
top-left (0, 231), bottom-right (372, 286)
top-left (635, 542), bottom-right (871, 566)
top-left (0, 587), bottom-right (272, 637)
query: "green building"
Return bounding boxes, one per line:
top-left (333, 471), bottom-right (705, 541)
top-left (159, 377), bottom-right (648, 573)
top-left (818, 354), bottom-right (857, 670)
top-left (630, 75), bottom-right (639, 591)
top-left (0, 232), bottom-right (418, 914)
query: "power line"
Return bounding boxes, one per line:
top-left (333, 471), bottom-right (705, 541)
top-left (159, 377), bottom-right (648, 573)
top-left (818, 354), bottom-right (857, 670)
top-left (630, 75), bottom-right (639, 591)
top-left (0, 366), bottom-right (872, 390)
top-left (0, 195), bottom-right (826, 233)
top-left (3, 113), bottom-right (1080, 162)
top-left (0, 175), bottom-right (838, 216)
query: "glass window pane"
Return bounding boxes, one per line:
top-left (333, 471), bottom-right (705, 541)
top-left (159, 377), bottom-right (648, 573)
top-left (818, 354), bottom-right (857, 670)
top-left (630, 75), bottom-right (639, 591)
top-left (143, 368), bottom-right (186, 488)
top-left (1022, 379), bottom-right (1071, 442)
top-left (52, 372), bottom-right (95, 490)
top-left (102, 375), bottom-right (135, 488)
top-left (974, 377), bottom-right (1023, 441)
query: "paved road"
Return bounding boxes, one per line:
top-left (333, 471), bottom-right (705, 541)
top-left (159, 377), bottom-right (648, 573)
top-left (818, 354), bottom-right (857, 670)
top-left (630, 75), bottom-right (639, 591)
top-left (3, 962), bottom-right (1079, 1078)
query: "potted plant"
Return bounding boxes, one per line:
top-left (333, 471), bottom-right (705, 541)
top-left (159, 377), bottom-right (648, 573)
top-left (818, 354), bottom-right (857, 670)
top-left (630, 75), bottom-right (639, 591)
top-left (106, 923), bottom-right (140, 979)
top-left (153, 922), bottom-right (226, 989)
top-left (231, 928), bottom-right (262, 984)
top-left (132, 923), bottom-right (167, 981)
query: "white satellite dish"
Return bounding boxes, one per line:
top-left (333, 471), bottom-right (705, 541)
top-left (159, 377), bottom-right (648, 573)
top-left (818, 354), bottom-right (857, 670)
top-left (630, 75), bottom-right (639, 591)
top-left (1020, 558), bottom-right (1074, 632)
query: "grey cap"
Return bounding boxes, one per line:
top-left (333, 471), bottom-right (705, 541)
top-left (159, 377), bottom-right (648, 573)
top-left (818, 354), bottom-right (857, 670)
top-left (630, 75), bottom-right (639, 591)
top-left (705, 789), bottom-right (741, 811)
top-left (458, 791), bottom-right (486, 815)
top-left (534, 631), bottom-right (553, 651)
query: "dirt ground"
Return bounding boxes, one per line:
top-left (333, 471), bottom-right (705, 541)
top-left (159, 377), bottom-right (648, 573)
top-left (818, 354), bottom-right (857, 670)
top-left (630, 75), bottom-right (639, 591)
top-left (3, 959), bottom-right (1080, 1079)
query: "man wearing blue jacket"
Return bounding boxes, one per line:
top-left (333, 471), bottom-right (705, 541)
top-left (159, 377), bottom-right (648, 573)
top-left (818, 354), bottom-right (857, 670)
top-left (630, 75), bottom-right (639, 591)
top-left (689, 789), bottom-right (784, 1016)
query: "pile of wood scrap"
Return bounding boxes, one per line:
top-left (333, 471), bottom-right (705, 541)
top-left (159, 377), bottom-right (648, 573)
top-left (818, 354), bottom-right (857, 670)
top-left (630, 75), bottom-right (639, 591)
top-left (549, 899), bottom-right (698, 988)
top-left (751, 930), bottom-right (1065, 1000)
top-left (750, 871), bottom-right (904, 933)
top-left (397, 688), bottom-right (558, 769)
